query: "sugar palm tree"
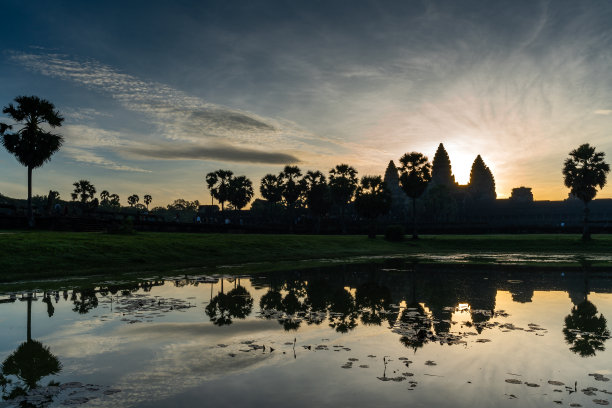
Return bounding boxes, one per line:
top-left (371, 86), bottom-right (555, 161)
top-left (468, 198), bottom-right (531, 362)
top-left (0, 96), bottom-right (64, 227)
top-left (206, 170), bottom-right (233, 212)
top-left (328, 164), bottom-right (358, 234)
top-left (228, 175), bottom-right (254, 212)
top-left (399, 152), bottom-right (432, 239)
top-left (562, 144), bottom-right (610, 240)
top-left (127, 194), bottom-right (139, 207)
top-left (143, 194), bottom-right (152, 210)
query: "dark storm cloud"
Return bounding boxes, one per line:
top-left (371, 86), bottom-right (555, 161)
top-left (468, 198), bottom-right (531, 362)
top-left (126, 144), bottom-right (299, 164)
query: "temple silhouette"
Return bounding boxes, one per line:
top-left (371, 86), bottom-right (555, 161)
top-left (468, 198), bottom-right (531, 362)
top-left (383, 143), bottom-right (612, 233)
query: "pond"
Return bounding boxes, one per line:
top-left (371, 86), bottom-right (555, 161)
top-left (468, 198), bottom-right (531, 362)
top-left (0, 262), bottom-right (611, 407)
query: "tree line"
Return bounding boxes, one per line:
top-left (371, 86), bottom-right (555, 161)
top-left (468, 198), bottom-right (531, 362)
top-left (1, 95), bottom-right (609, 239)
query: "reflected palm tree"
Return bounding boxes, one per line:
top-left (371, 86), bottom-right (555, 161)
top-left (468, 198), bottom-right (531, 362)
top-left (355, 282), bottom-right (393, 326)
top-left (72, 289), bottom-right (99, 314)
top-left (563, 300), bottom-right (610, 357)
top-left (1, 340), bottom-right (62, 399)
top-left (398, 303), bottom-right (432, 352)
top-left (328, 288), bottom-right (358, 333)
top-left (206, 285), bottom-right (253, 326)
top-left (1, 294), bottom-right (62, 401)
top-left (42, 292), bottom-right (55, 318)
top-left (304, 280), bottom-right (332, 325)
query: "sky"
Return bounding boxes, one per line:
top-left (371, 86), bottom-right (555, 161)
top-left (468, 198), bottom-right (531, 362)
top-left (1, 0), bottom-right (612, 206)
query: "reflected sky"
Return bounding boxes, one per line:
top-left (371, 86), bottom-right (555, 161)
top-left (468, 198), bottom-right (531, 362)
top-left (0, 265), bottom-right (611, 407)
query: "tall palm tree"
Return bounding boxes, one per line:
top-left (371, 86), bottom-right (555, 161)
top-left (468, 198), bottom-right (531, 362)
top-left (143, 194), bottom-right (152, 210)
top-left (206, 169), bottom-right (233, 212)
top-left (0, 96), bottom-right (64, 227)
top-left (303, 170), bottom-right (331, 233)
top-left (228, 175), bottom-right (254, 212)
top-left (328, 164), bottom-right (358, 234)
top-left (398, 152), bottom-right (432, 239)
top-left (562, 144), bottom-right (610, 240)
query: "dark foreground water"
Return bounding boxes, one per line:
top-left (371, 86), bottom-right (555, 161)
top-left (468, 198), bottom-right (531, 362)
top-left (1, 263), bottom-right (611, 407)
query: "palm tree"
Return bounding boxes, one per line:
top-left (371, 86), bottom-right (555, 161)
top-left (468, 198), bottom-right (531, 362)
top-left (143, 194), bottom-right (152, 210)
top-left (127, 194), bottom-right (139, 207)
top-left (279, 165), bottom-right (304, 231)
top-left (206, 170), bottom-right (233, 212)
top-left (260, 174), bottom-right (283, 204)
top-left (329, 164), bottom-right (358, 234)
top-left (303, 170), bottom-right (331, 233)
top-left (100, 190), bottom-right (110, 206)
top-left (398, 152), bottom-right (432, 239)
top-left (109, 193), bottom-right (121, 208)
top-left (0, 96), bottom-right (64, 227)
top-left (562, 144), bottom-right (610, 240)
top-left (71, 180), bottom-right (98, 211)
top-left (228, 176), bottom-right (254, 212)
top-left (354, 175), bottom-right (392, 238)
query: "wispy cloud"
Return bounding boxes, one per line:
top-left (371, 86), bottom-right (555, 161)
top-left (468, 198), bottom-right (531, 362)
top-left (10, 52), bottom-right (320, 164)
top-left (63, 146), bottom-right (151, 173)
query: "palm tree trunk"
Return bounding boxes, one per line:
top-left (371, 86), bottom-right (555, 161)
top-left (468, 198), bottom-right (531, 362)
top-left (27, 296), bottom-right (32, 342)
top-left (412, 198), bottom-right (418, 239)
top-left (27, 166), bottom-right (34, 228)
top-left (582, 202), bottom-right (591, 241)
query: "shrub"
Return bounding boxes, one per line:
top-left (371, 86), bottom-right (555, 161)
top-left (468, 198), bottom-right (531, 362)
top-left (385, 225), bottom-right (405, 242)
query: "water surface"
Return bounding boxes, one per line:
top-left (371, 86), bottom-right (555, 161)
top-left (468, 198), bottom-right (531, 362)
top-left (1, 263), bottom-right (611, 407)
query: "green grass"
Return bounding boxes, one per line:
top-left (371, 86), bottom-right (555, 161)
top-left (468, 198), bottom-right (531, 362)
top-left (1, 231), bottom-right (611, 282)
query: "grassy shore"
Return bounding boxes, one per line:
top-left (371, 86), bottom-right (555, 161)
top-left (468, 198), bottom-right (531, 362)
top-left (1, 231), bottom-right (612, 282)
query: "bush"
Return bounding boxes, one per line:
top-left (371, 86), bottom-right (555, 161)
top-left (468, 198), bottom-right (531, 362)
top-left (385, 225), bottom-right (405, 242)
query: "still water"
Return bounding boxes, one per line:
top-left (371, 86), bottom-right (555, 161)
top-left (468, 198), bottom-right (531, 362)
top-left (0, 263), bottom-right (611, 407)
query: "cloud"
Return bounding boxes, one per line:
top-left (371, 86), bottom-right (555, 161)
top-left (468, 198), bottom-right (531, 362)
top-left (63, 146), bottom-right (151, 172)
top-left (126, 144), bottom-right (299, 164)
top-left (594, 109), bottom-right (612, 115)
top-left (9, 51), bottom-right (318, 167)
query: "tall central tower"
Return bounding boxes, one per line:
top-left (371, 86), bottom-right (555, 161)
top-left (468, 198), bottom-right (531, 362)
top-left (431, 143), bottom-right (456, 188)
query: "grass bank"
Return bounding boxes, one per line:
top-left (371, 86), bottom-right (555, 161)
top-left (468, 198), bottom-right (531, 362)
top-left (1, 231), bottom-right (611, 282)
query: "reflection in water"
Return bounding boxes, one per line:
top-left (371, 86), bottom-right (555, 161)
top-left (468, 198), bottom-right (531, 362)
top-left (1, 264), bottom-right (612, 407)
top-left (563, 300), bottom-right (610, 357)
top-left (1, 340), bottom-right (61, 399)
top-left (206, 285), bottom-right (254, 326)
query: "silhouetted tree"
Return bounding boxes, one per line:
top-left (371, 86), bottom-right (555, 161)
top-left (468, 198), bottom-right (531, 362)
top-left (143, 194), bottom-right (152, 210)
top-left (0, 96), bottom-right (64, 227)
top-left (108, 193), bottom-right (120, 208)
top-left (206, 169), bottom-right (233, 212)
top-left (468, 155), bottom-right (496, 200)
top-left (329, 164), bottom-right (358, 234)
top-left (127, 194), bottom-right (139, 207)
top-left (100, 190), bottom-right (110, 206)
top-left (398, 152), bottom-right (432, 239)
top-left (328, 288), bottom-right (358, 333)
top-left (562, 144), bottom-right (610, 240)
top-left (278, 165), bottom-right (304, 230)
top-left (228, 175), bottom-right (254, 212)
top-left (71, 180), bottom-right (98, 211)
top-left (354, 175), bottom-right (392, 238)
top-left (563, 300), bottom-right (610, 357)
top-left (260, 174), bottom-right (283, 204)
top-left (303, 170), bottom-right (332, 233)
